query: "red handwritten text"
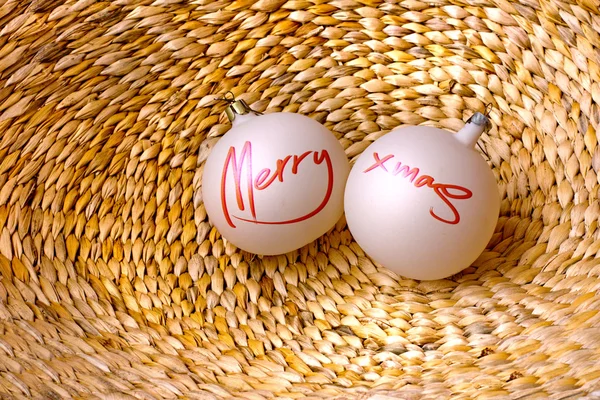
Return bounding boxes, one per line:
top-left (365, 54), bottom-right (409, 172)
top-left (364, 152), bottom-right (472, 224)
top-left (221, 141), bottom-right (334, 228)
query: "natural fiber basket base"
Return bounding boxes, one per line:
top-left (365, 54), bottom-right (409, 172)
top-left (0, 0), bottom-right (599, 399)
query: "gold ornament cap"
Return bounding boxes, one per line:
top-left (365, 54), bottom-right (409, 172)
top-left (225, 99), bottom-right (253, 122)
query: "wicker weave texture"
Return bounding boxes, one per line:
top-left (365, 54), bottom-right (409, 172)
top-left (1, 0), bottom-right (600, 399)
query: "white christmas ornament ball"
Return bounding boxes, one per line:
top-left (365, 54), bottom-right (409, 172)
top-left (344, 113), bottom-right (500, 280)
top-left (202, 99), bottom-right (350, 256)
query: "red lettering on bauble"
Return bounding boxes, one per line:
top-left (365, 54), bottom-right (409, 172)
top-left (363, 152), bottom-right (472, 225)
top-left (221, 141), bottom-right (334, 228)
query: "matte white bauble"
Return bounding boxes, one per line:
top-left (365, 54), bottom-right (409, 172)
top-left (202, 98), bottom-right (350, 256)
top-left (344, 112), bottom-right (500, 280)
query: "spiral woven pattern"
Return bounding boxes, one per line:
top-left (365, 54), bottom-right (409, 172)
top-left (1, 0), bottom-right (600, 399)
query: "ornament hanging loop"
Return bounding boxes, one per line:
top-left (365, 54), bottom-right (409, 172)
top-left (484, 102), bottom-right (493, 117)
top-left (215, 91), bottom-right (236, 104)
top-left (476, 139), bottom-right (490, 159)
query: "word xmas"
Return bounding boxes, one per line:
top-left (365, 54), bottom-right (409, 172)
top-left (364, 152), bottom-right (472, 225)
top-left (221, 141), bottom-right (334, 228)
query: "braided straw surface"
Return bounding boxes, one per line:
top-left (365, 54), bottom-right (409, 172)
top-left (1, 0), bottom-right (600, 399)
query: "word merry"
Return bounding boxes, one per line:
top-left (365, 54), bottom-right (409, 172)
top-left (221, 141), bottom-right (334, 227)
top-left (364, 152), bottom-right (472, 224)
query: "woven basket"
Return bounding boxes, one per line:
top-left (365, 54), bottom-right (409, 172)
top-left (1, 0), bottom-right (600, 399)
